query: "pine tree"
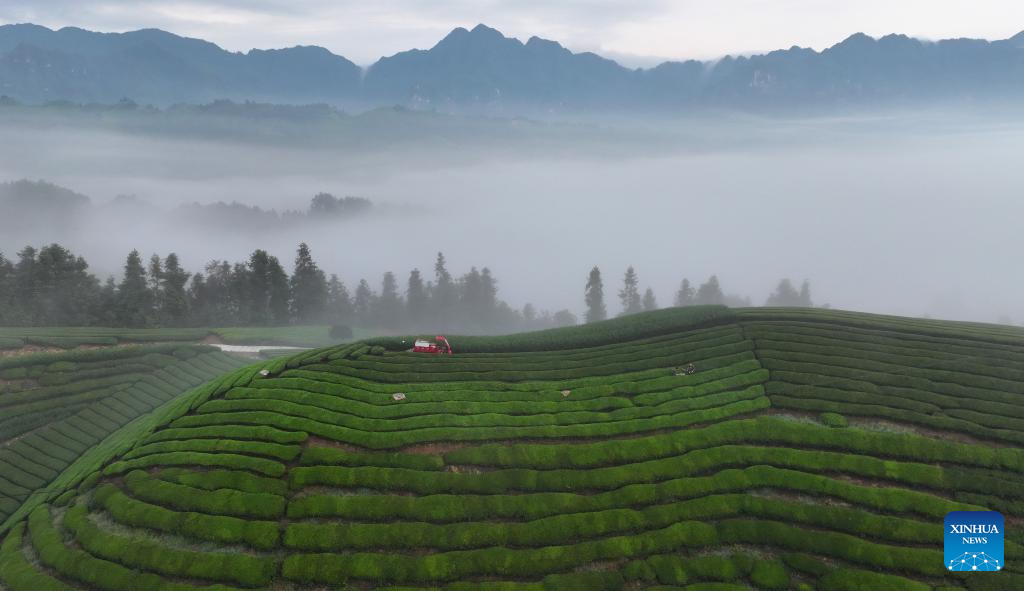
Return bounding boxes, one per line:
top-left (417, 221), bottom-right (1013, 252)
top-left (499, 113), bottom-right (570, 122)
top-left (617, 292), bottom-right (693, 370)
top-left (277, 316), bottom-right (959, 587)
top-left (674, 278), bottom-right (695, 307)
top-left (619, 266), bottom-right (642, 316)
top-left (117, 250), bottom-right (151, 327)
top-left (406, 269), bottom-right (428, 327)
top-left (642, 287), bottom-right (658, 311)
top-left (480, 267), bottom-right (498, 320)
top-left (353, 279), bottom-right (374, 325)
top-left (148, 254), bottom-right (163, 319)
top-left (695, 275), bottom-right (724, 306)
top-left (376, 271), bottom-right (403, 328)
top-left (799, 280), bottom-right (813, 307)
top-left (584, 266), bottom-right (607, 323)
top-left (289, 243), bottom-right (328, 323)
top-left (432, 252), bottom-right (456, 322)
top-left (766, 278), bottom-right (801, 307)
top-left (326, 275), bottom-right (353, 325)
top-left (0, 252), bottom-right (17, 324)
top-left (161, 253), bottom-right (190, 326)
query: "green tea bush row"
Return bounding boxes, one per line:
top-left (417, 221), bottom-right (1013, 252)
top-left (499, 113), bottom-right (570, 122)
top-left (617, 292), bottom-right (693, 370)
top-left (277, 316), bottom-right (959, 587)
top-left (759, 350), bottom-right (1023, 401)
top-left (770, 368), bottom-right (1024, 420)
top-left (341, 329), bottom-right (744, 374)
top-left (736, 308), bottom-right (1024, 346)
top-left (287, 465), bottom-right (976, 523)
top-left (299, 446), bottom-right (445, 470)
top-left (122, 438), bottom-right (301, 462)
top-left (123, 470), bottom-right (286, 518)
top-left (816, 568), bottom-right (931, 591)
top-left (370, 323), bottom-right (738, 363)
top-left (311, 340), bottom-right (754, 384)
top-left (717, 519), bottom-right (942, 576)
top-left (92, 483), bottom-right (280, 549)
top-left (284, 492), bottom-right (935, 551)
top-left (156, 467), bottom-right (289, 495)
top-left (178, 396), bottom-right (768, 449)
top-left (289, 445), bottom-right (946, 496)
top-left (145, 424), bottom-right (309, 445)
top-left (277, 353), bottom-right (756, 400)
top-left (27, 505), bottom-right (252, 591)
top-left (104, 450), bottom-right (286, 477)
top-left (745, 322), bottom-right (1024, 369)
top-left (769, 394), bottom-right (1024, 445)
top-left (63, 503), bottom-right (276, 587)
top-left (283, 520), bottom-right (720, 584)
top-left (228, 385), bottom-right (633, 418)
top-left (200, 384), bottom-right (765, 432)
top-left (444, 416), bottom-right (1024, 471)
top-left (365, 306), bottom-right (734, 353)
top-left (756, 336), bottom-right (1024, 385)
top-left (0, 522), bottom-right (75, 591)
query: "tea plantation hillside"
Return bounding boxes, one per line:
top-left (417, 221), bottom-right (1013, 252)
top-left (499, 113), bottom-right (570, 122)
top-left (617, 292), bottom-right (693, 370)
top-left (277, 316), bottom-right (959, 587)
top-left (1, 306), bottom-right (1022, 591)
top-left (0, 344), bottom-right (246, 528)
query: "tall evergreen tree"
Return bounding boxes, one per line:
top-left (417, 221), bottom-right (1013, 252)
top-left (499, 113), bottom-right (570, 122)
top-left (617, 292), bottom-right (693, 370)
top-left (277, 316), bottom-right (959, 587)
top-left (406, 269), bottom-right (428, 327)
top-left (674, 278), bottom-right (695, 307)
top-left (432, 252), bottom-right (456, 322)
top-left (766, 278), bottom-right (801, 307)
top-left (117, 250), bottom-right (151, 327)
top-left (353, 279), bottom-right (374, 325)
top-left (619, 266), bottom-right (642, 316)
top-left (161, 253), bottom-right (190, 326)
top-left (326, 275), bottom-right (353, 325)
top-left (481, 268), bottom-right (498, 318)
top-left (695, 275), bottom-right (724, 305)
top-left (148, 254), bottom-right (164, 319)
top-left (0, 252), bottom-right (16, 324)
top-left (246, 249), bottom-right (290, 325)
top-left (799, 280), bottom-right (813, 307)
top-left (289, 243), bottom-right (328, 323)
top-left (642, 287), bottom-right (658, 311)
top-left (584, 266), bottom-right (607, 323)
top-left (376, 272), bottom-right (403, 328)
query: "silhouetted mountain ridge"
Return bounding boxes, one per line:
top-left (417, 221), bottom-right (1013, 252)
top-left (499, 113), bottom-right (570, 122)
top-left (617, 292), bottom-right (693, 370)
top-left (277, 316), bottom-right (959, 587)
top-left (2, 22), bottom-right (1023, 112)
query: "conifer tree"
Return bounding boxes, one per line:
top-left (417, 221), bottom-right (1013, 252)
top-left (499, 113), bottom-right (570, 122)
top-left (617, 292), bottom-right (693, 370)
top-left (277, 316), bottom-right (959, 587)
top-left (327, 274), bottom-right (353, 325)
top-left (289, 242), bottom-right (328, 323)
top-left (695, 275), bottom-right (724, 305)
top-left (584, 266), bottom-right (607, 323)
top-left (353, 279), bottom-right (374, 325)
top-left (118, 250), bottom-right (151, 327)
top-left (766, 278), bottom-right (801, 307)
top-left (406, 268), bottom-right (428, 326)
top-left (674, 278), bottom-right (695, 307)
top-left (619, 266), bottom-right (642, 316)
top-left (799, 280), bottom-right (814, 307)
top-left (642, 287), bottom-right (658, 311)
top-left (161, 253), bottom-right (190, 326)
top-left (376, 271), bottom-right (403, 328)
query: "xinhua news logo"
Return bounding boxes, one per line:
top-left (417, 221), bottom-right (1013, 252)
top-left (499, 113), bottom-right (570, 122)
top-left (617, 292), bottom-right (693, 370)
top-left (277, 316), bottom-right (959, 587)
top-left (945, 511), bottom-right (1004, 572)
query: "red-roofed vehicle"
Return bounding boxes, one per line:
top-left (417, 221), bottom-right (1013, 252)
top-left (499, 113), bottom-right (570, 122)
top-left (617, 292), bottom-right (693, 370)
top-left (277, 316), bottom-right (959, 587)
top-left (413, 336), bottom-right (453, 355)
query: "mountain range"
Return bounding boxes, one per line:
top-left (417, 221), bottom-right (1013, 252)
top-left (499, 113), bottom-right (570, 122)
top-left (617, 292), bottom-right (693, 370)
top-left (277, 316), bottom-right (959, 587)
top-left (2, 22), bottom-right (1024, 112)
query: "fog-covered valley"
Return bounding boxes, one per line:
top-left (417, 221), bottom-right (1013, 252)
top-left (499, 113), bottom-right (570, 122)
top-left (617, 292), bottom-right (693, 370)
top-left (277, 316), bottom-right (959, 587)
top-left (2, 105), bottom-right (1023, 325)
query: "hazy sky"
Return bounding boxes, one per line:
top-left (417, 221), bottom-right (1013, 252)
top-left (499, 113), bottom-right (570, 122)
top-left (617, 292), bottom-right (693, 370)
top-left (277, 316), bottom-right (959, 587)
top-left (2, 1), bottom-right (1023, 66)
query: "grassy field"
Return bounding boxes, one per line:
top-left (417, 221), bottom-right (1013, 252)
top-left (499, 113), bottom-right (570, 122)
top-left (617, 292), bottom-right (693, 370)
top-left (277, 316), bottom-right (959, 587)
top-left (0, 325), bottom-right (371, 350)
top-left (0, 305), bottom-right (1021, 590)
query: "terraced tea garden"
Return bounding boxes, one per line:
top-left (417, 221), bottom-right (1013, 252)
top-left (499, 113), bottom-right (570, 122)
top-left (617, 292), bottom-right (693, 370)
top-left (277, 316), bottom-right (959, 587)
top-left (0, 344), bottom-right (246, 528)
top-left (1, 305), bottom-right (1022, 590)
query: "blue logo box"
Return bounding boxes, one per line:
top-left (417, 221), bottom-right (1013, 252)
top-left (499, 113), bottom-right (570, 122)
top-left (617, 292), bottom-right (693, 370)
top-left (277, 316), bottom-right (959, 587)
top-left (945, 511), bottom-right (1004, 572)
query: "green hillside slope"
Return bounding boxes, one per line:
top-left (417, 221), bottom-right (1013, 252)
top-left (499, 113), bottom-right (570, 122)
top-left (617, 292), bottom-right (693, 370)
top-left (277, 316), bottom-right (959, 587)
top-left (0, 344), bottom-right (246, 528)
top-left (1, 306), bottom-right (1022, 590)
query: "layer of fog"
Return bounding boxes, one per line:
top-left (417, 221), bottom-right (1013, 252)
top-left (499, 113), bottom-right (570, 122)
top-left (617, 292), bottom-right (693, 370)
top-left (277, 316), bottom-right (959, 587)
top-left (1, 112), bottom-right (1022, 325)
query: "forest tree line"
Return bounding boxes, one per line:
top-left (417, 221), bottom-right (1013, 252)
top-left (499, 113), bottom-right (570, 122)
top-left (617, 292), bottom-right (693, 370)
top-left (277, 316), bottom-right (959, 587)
top-left (0, 243), bottom-right (814, 331)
